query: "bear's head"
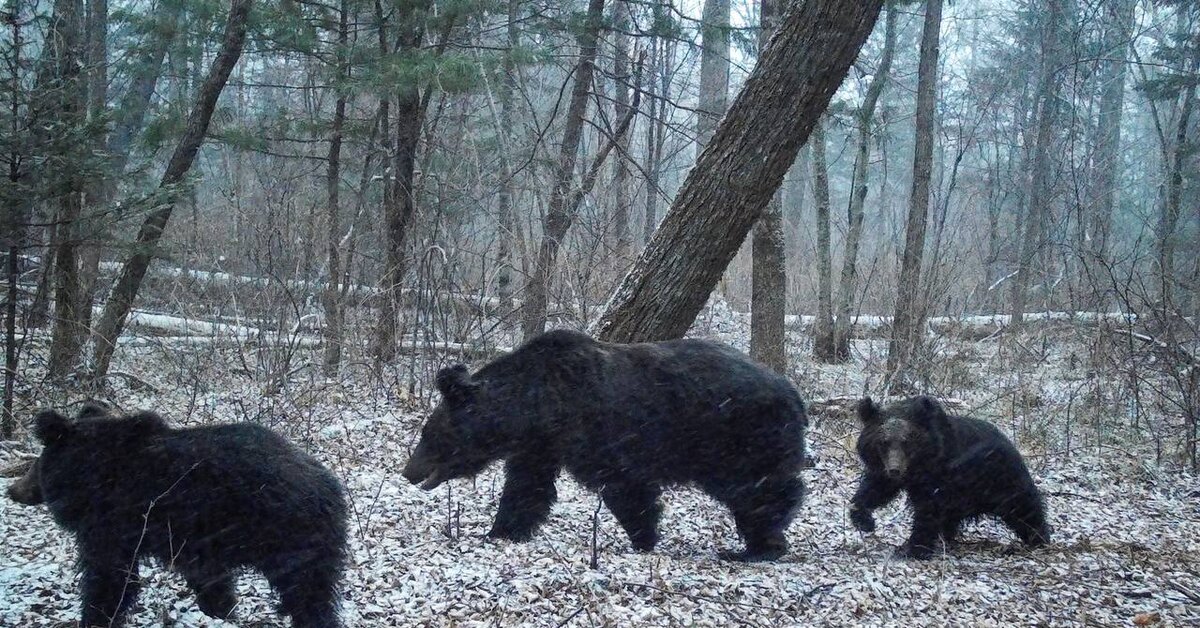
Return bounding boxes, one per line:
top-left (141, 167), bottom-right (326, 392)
top-left (403, 365), bottom-right (505, 491)
top-left (855, 395), bottom-right (953, 481)
top-left (7, 404), bottom-right (167, 522)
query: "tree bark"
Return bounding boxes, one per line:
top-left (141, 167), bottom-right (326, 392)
top-left (642, 33), bottom-right (671, 245)
top-left (594, 0), bottom-right (884, 344)
top-left (89, 0), bottom-right (252, 380)
top-left (749, 0), bottom-right (786, 373)
top-left (3, 9), bottom-right (25, 440)
top-left (322, 0), bottom-right (349, 376)
top-left (696, 0), bottom-right (730, 152)
top-left (830, 1), bottom-right (896, 362)
top-left (46, 0), bottom-right (86, 379)
top-left (885, 0), bottom-right (942, 388)
top-left (1157, 67), bottom-right (1196, 309)
top-left (1010, 0), bottom-right (1066, 328)
top-left (520, 0), bottom-right (607, 338)
top-left (810, 117), bottom-right (836, 360)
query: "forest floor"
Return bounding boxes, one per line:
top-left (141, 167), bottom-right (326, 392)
top-left (2, 313), bottom-right (1199, 627)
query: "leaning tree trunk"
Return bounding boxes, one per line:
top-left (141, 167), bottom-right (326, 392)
top-left (885, 0), bottom-right (943, 389)
top-left (749, 0), bottom-right (786, 374)
top-left (520, 0), bottom-right (607, 338)
top-left (594, 0), bottom-right (884, 343)
top-left (1010, 0), bottom-right (1066, 329)
top-left (90, 0), bottom-right (252, 381)
top-left (829, 0), bottom-right (896, 363)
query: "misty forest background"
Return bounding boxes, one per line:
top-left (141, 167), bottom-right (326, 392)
top-left (0, 0), bottom-right (1197, 468)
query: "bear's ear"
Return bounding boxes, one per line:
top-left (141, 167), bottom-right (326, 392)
top-left (76, 401), bottom-right (111, 419)
top-left (856, 397), bottom-right (882, 425)
top-left (127, 411), bottom-right (169, 435)
top-left (915, 395), bottom-right (945, 417)
top-left (436, 364), bottom-right (477, 404)
top-left (33, 410), bottom-right (73, 444)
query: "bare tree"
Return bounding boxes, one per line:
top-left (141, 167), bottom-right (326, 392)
top-left (322, 0), bottom-right (350, 376)
top-left (696, 0), bottom-right (729, 151)
top-left (1010, 0), bottom-right (1068, 328)
top-left (595, 0), bottom-right (885, 343)
top-left (825, 1), bottom-right (897, 363)
top-left (610, 0), bottom-right (633, 262)
top-left (521, 0), bottom-right (607, 338)
top-left (495, 0), bottom-right (521, 311)
top-left (886, 0), bottom-right (943, 388)
top-left (749, 0), bottom-right (786, 373)
top-left (90, 0), bottom-right (253, 381)
top-left (810, 117), bottom-right (835, 360)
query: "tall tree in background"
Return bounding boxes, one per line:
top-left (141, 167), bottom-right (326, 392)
top-left (322, 0), bottom-right (350, 376)
top-left (90, 0), bottom-right (253, 380)
top-left (749, 0), bottom-right (786, 373)
top-left (823, 1), bottom-right (896, 363)
top-left (610, 0), bottom-right (633, 262)
top-left (1085, 0), bottom-right (1135, 299)
top-left (44, 0), bottom-right (86, 379)
top-left (521, 0), bottom-right (606, 338)
top-left (696, 0), bottom-right (729, 151)
top-left (595, 0), bottom-right (885, 343)
top-left (886, 0), bottom-right (942, 388)
top-left (810, 117), bottom-right (835, 359)
top-left (1010, 0), bottom-right (1068, 328)
top-left (373, 0), bottom-right (435, 361)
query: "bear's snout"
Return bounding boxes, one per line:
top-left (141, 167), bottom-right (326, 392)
top-left (402, 456), bottom-right (445, 491)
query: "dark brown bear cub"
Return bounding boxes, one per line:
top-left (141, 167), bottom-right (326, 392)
top-left (850, 396), bottom-right (1050, 559)
top-left (7, 403), bottom-right (347, 628)
top-left (402, 329), bottom-right (808, 561)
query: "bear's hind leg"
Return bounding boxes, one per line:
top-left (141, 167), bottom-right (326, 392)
top-left (999, 491), bottom-right (1051, 548)
top-left (488, 454), bottom-right (559, 542)
top-left (79, 554), bottom-right (141, 628)
top-left (267, 561), bottom-right (342, 628)
top-left (718, 475), bottom-right (803, 562)
top-left (181, 565), bottom-right (237, 619)
top-left (600, 482), bottom-right (663, 552)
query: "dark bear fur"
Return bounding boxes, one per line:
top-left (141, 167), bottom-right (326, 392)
top-left (402, 329), bottom-right (808, 561)
top-left (850, 396), bottom-right (1051, 559)
top-left (6, 403), bottom-right (347, 627)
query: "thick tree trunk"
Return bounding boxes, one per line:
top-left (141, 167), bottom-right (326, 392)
top-left (1010, 0), bottom-right (1066, 329)
top-left (749, 0), bottom-right (786, 373)
top-left (885, 0), bottom-right (942, 388)
top-left (73, 0), bottom-right (109, 356)
top-left (594, 0), bottom-right (884, 343)
top-left (831, 1), bottom-right (896, 362)
top-left (46, 0), bottom-right (86, 379)
top-left (89, 0), bottom-right (252, 380)
top-left (810, 118), bottom-right (836, 361)
top-left (521, 0), bottom-right (607, 338)
top-left (696, 0), bottom-right (730, 152)
top-left (322, 0), bottom-right (349, 376)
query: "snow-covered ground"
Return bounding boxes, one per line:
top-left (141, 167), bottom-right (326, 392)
top-left (2, 319), bottom-right (1199, 626)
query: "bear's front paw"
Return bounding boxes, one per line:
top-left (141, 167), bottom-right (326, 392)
top-left (895, 541), bottom-right (934, 560)
top-left (849, 508), bottom-right (875, 533)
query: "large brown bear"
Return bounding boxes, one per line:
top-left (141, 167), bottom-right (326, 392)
top-left (402, 329), bottom-right (809, 561)
top-left (7, 403), bottom-right (347, 627)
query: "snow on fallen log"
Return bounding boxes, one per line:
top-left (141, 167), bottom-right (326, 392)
top-left (780, 311), bottom-right (1137, 332)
